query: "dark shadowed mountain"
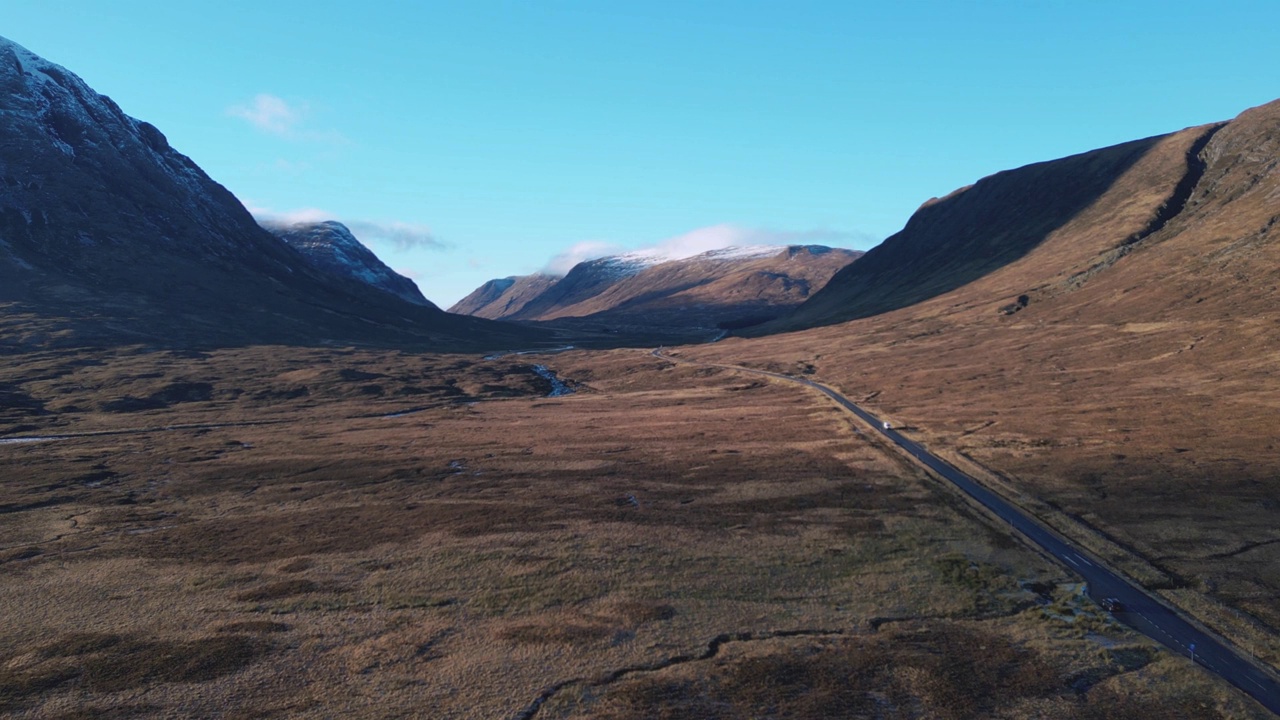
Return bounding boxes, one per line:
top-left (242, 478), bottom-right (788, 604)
top-left (266, 220), bottom-right (433, 308)
top-left (0, 36), bottom-right (544, 351)
top-left (452, 245), bottom-right (861, 337)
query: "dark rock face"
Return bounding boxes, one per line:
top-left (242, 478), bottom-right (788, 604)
top-left (266, 221), bottom-right (434, 308)
top-left (0, 36), bottom-right (541, 350)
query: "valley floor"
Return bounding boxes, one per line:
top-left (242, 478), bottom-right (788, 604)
top-left (0, 345), bottom-right (1268, 718)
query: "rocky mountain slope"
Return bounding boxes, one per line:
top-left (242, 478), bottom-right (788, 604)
top-left (452, 245), bottom-right (861, 336)
top-left (0, 36), bottom-right (542, 351)
top-left (266, 220), bottom-right (433, 308)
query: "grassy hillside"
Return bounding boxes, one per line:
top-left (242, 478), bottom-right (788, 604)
top-left (690, 99), bottom-right (1280, 676)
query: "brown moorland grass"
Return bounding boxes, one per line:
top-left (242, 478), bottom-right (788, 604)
top-left (0, 345), bottom-right (1267, 717)
top-left (687, 310), bottom-right (1280, 671)
top-left (565, 621), bottom-right (1228, 720)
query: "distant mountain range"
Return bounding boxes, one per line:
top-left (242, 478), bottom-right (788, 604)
top-left (0, 36), bottom-right (543, 351)
top-left (4, 31), bottom-right (1277, 358)
top-left (451, 245), bottom-right (861, 337)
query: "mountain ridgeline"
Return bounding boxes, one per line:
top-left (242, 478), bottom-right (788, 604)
top-left (451, 245), bottom-right (862, 338)
top-left (759, 98), bottom-right (1280, 335)
top-left (2, 32), bottom-right (1277, 354)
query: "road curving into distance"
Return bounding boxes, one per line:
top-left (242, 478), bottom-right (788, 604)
top-left (654, 348), bottom-right (1280, 717)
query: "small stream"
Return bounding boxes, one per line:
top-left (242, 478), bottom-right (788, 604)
top-left (531, 365), bottom-right (574, 397)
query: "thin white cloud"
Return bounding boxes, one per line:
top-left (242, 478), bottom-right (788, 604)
top-left (649, 224), bottom-right (747, 259)
top-left (543, 240), bottom-right (625, 276)
top-left (247, 203), bottom-right (447, 252)
top-left (541, 224), bottom-right (875, 276)
top-left (652, 224), bottom-right (874, 257)
top-left (227, 94), bottom-right (347, 143)
top-left (228, 94), bottom-right (302, 136)
top-left (346, 219), bottom-right (445, 252)
top-left (757, 227), bottom-right (880, 248)
top-left (271, 158), bottom-right (311, 174)
top-left (251, 205), bottom-right (332, 226)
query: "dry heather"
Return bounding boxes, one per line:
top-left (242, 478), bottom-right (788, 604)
top-left (0, 346), bottom-right (1266, 717)
top-left (688, 306), bottom-right (1280, 672)
top-left (564, 621), bottom-right (1222, 720)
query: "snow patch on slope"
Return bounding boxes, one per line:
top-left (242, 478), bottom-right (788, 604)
top-left (590, 244), bottom-right (782, 276)
top-left (697, 245), bottom-right (783, 261)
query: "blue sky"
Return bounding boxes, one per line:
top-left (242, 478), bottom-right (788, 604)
top-left (6, 1), bottom-right (1279, 307)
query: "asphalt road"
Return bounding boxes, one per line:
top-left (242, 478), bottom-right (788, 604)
top-left (656, 349), bottom-right (1280, 717)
